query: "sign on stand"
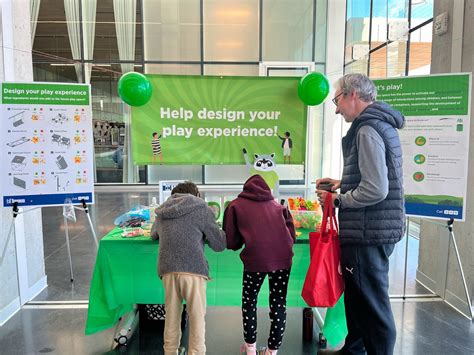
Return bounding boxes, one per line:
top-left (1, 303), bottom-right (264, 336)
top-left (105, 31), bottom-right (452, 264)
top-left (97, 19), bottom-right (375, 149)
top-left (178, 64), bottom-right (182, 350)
top-left (132, 75), bottom-right (307, 165)
top-left (1, 82), bottom-right (94, 207)
top-left (158, 180), bottom-right (184, 204)
top-left (374, 73), bottom-right (471, 221)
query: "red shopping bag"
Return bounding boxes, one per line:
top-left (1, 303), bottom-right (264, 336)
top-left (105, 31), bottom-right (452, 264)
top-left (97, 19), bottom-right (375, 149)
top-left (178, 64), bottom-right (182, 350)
top-left (301, 193), bottom-right (344, 307)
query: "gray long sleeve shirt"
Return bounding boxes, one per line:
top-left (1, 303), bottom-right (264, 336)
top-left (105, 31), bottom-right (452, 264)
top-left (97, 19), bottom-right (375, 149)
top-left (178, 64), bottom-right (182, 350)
top-left (151, 193), bottom-right (226, 278)
top-left (339, 125), bottom-right (389, 209)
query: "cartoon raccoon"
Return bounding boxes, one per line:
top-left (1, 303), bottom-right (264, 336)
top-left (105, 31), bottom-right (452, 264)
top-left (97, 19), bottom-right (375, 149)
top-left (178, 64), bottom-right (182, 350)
top-left (243, 148), bottom-right (279, 197)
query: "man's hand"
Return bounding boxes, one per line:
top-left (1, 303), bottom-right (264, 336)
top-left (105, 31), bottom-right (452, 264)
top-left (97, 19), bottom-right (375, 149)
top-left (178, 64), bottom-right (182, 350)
top-left (316, 189), bottom-right (338, 207)
top-left (316, 177), bottom-right (341, 192)
top-left (316, 177), bottom-right (341, 207)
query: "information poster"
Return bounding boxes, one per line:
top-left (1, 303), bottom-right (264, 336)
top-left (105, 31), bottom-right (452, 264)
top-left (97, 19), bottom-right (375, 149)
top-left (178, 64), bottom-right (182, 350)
top-left (132, 75), bottom-right (307, 165)
top-left (1, 82), bottom-right (94, 207)
top-left (374, 74), bottom-right (471, 220)
top-left (159, 180), bottom-right (184, 204)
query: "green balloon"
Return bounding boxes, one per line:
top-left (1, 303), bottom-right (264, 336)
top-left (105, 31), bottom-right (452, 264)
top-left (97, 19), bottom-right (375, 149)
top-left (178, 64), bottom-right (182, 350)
top-left (297, 72), bottom-right (329, 106)
top-left (118, 72), bottom-right (153, 106)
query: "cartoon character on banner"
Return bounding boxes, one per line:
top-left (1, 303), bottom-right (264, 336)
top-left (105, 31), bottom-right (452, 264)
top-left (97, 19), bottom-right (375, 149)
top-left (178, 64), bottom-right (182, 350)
top-left (242, 148), bottom-right (279, 199)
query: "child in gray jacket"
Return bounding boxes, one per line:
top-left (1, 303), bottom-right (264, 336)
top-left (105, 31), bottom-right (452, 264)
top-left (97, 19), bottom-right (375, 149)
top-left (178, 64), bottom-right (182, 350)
top-left (151, 181), bottom-right (226, 355)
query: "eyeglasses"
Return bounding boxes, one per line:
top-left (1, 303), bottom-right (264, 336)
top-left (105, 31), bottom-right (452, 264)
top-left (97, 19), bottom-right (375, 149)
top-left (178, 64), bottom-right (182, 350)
top-left (332, 92), bottom-right (344, 106)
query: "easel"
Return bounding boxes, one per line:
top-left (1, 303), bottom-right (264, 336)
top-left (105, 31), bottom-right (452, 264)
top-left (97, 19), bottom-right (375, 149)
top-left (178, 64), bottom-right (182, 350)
top-left (401, 217), bottom-right (473, 319)
top-left (63, 199), bottom-right (99, 282)
top-left (0, 203), bottom-right (21, 298)
top-left (1, 199), bottom-right (98, 284)
top-left (445, 218), bottom-right (473, 319)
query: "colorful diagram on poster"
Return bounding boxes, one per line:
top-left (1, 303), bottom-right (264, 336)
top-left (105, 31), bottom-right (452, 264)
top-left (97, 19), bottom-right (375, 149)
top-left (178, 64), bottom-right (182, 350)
top-left (413, 154), bottom-right (426, 164)
top-left (1, 82), bottom-right (94, 207)
top-left (415, 136), bottom-right (426, 146)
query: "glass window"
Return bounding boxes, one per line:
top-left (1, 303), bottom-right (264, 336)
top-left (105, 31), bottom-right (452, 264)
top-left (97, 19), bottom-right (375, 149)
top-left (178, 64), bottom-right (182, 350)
top-left (203, 0), bottom-right (259, 62)
top-left (148, 166), bottom-right (203, 184)
top-left (204, 166), bottom-right (249, 184)
top-left (314, 0), bottom-right (328, 63)
top-left (369, 46), bottom-right (387, 78)
top-left (94, 1), bottom-right (119, 61)
top-left (145, 64), bottom-right (201, 75)
top-left (33, 0), bottom-right (73, 61)
top-left (33, 63), bottom-right (78, 83)
top-left (32, 0), bottom-right (333, 185)
top-left (386, 41), bottom-right (407, 77)
top-left (262, 0), bottom-right (313, 62)
top-left (411, 0), bottom-right (433, 24)
top-left (90, 64), bottom-right (138, 183)
top-left (370, 0), bottom-right (388, 50)
top-left (368, 0), bottom-right (390, 77)
top-left (266, 67), bottom-right (307, 76)
top-left (408, 24), bottom-right (432, 76)
top-left (143, 0), bottom-right (201, 61)
top-left (385, 0), bottom-right (408, 77)
top-left (345, 0), bottom-right (371, 65)
top-left (408, 0), bottom-right (433, 76)
top-left (345, 60), bottom-right (368, 75)
top-left (94, 0), bottom-right (143, 62)
top-left (204, 64), bottom-right (259, 76)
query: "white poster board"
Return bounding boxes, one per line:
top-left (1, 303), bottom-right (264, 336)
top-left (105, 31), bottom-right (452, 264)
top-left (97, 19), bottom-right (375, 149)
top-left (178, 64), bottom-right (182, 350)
top-left (375, 73), bottom-right (471, 220)
top-left (1, 82), bottom-right (94, 207)
top-left (158, 180), bottom-right (184, 204)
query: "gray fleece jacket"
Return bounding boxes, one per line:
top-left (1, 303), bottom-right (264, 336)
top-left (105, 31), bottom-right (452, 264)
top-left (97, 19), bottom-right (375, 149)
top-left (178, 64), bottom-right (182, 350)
top-left (151, 193), bottom-right (226, 278)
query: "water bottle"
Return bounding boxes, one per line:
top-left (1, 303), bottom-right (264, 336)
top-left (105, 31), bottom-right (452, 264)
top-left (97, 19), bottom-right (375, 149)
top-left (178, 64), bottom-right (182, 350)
top-left (149, 197), bottom-right (158, 223)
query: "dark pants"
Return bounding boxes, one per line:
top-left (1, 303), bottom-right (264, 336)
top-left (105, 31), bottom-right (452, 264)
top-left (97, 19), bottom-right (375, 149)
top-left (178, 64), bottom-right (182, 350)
top-left (340, 244), bottom-right (396, 355)
top-left (241, 268), bottom-right (291, 350)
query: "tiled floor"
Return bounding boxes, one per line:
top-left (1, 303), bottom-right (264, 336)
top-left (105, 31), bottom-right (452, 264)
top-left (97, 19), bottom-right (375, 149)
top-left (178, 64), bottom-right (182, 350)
top-left (1, 189), bottom-right (473, 354)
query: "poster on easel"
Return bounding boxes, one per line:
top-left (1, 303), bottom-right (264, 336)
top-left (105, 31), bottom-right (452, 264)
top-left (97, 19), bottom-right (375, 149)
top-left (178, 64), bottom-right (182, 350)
top-left (374, 73), bottom-right (471, 221)
top-left (1, 82), bottom-right (94, 207)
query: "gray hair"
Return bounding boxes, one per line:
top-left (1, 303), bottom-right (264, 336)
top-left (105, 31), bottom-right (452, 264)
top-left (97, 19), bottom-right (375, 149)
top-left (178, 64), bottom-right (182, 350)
top-left (336, 74), bottom-right (377, 102)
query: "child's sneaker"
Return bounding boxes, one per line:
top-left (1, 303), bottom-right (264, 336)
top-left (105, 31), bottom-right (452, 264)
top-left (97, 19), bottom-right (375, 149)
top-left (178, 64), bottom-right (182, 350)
top-left (240, 342), bottom-right (257, 355)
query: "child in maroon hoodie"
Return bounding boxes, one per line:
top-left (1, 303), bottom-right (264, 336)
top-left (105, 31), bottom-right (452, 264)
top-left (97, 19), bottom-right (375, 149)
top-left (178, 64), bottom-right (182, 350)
top-left (223, 174), bottom-right (296, 355)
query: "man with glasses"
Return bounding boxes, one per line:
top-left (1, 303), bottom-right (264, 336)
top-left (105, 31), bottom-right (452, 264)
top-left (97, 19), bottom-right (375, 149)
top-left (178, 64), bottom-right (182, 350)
top-left (316, 74), bottom-right (405, 355)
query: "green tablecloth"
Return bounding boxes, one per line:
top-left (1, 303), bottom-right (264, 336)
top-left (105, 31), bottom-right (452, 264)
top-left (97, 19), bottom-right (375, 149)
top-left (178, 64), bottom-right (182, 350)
top-left (85, 228), bottom-right (311, 335)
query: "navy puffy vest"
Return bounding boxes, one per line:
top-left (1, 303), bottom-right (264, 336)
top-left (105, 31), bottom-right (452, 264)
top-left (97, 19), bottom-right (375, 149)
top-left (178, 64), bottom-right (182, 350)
top-left (339, 102), bottom-right (405, 246)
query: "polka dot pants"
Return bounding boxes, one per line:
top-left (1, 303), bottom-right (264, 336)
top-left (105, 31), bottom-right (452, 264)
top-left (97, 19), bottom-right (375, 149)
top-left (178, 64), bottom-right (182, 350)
top-left (241, 268), bottom-right (291, 350)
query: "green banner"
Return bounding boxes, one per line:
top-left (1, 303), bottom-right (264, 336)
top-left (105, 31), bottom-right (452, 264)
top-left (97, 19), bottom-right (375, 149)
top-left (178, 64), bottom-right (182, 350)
top-left (132, 75), bottom-right (307, 165)
top-left (1, 83), bottom-right (90, 105)
top-left (374, 74), bottom-right (469, 116)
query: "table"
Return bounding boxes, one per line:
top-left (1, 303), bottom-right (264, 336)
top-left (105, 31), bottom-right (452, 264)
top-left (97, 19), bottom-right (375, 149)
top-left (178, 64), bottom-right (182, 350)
top-left (85, 228), bottom-right (312, 335)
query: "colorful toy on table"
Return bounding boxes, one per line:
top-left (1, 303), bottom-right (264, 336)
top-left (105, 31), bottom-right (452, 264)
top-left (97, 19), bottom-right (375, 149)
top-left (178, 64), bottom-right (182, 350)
top-left (288, 197), bottom-right (322, 231)
top-left (121, 222), bottom-right (153, 238)
top-left (121, 227), bottom-right (144, 238)
top-left (114, 205), bottom-right (150, 227)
